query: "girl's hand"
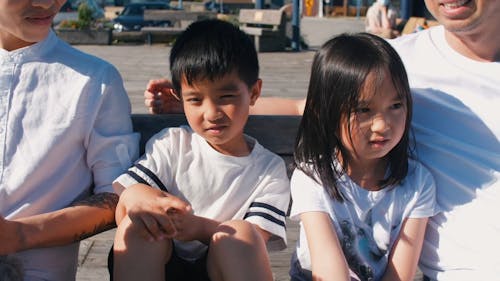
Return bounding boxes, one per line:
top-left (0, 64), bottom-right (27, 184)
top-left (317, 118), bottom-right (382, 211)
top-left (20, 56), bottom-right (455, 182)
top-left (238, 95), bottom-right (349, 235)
top-left (119, 184), bottom-right (191, 241)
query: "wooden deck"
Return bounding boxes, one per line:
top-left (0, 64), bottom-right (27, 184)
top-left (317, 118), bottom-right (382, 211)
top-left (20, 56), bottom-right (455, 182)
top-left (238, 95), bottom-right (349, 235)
top-left (76, 219), bottom-right (299, 281)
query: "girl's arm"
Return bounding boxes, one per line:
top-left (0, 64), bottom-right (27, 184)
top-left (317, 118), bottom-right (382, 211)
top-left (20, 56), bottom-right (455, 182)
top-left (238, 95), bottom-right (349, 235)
top-left (381, 217), bottom-right (428, 281)
top-left (301, 211), bottom-right (351, 281)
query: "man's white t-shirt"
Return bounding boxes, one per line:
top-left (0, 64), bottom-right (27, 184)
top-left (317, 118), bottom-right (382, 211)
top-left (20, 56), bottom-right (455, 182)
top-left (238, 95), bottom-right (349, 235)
top-left (290, 160), bottom-right (436, 280)
top-left (391, 26), bottom-right (500, 280)
top-left (116, 126), bottom-right (290, 260)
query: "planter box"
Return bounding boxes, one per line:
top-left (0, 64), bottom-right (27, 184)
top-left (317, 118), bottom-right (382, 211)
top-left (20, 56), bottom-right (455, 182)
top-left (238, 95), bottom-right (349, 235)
top-left (56, 28), bottom-right (112, 45)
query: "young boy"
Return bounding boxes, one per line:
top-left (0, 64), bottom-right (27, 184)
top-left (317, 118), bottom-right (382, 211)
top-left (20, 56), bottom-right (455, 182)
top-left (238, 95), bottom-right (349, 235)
top-left (0, 1), bottom-right (138, 280)
top-left (111, 19), bottom-right (290, 281)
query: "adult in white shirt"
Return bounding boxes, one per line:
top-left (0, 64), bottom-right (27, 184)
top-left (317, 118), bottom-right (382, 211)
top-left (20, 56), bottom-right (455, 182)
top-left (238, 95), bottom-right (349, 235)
top-left (0, 1), bottom-right (139, 280)
top-left (143, 1), bottom-right (499, 279)
top-left (391, 1), bottom-right (499, 280)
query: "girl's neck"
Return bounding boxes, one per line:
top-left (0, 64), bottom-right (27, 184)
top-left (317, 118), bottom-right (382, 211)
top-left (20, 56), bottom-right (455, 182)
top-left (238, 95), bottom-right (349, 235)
top-left (342, 157), bottom-right (388, 191)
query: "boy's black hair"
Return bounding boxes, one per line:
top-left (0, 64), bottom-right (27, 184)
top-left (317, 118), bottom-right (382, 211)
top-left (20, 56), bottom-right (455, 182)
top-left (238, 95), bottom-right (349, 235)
top-left (169, 19), bottom-right (259, 94)
top-left (294, 33), bottom-right (413, 201)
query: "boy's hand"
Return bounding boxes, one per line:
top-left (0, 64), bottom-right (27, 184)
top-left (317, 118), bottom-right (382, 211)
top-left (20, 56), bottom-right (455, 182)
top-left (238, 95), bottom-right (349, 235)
top-left (119, 184), bottom-right (191, 241)
top-left (168, 210), bottom-right (219, 244)
top-left (144, 79), bottom-right (183, 114)
top-left (166, 208), bottom-right (198, 242)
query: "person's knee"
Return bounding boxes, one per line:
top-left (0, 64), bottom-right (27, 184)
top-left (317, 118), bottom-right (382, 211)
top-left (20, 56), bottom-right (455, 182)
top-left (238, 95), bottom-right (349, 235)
top-left (211, 220), bottom-right (263, 246)
top-left (207, 220), bottom-right (272, 281)
top-left (114, 216), bottom-right (173, 261)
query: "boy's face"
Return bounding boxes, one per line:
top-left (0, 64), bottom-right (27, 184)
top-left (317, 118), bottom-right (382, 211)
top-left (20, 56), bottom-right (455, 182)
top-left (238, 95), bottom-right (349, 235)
top-left (181, 71), bottom-right (261, 156)
top-left (0, 0), bottom-right (65, 51)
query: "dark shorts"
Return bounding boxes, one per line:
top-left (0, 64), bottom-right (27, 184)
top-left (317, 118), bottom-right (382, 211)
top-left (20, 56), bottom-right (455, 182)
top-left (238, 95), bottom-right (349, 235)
top-left (289, 256), bottom-right (313, 281)
top-left (108, 244), bottom-right (211, 281)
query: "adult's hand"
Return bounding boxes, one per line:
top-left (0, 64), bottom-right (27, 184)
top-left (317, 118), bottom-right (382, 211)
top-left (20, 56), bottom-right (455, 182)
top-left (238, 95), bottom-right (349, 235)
top-left (144, 79), bottom-right (183, 114)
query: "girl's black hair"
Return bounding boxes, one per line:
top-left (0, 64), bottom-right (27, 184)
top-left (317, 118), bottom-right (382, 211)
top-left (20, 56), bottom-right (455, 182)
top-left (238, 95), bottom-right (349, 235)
top-left (294, 33), bottom-right (413, 201)
top-left (169, 19), bottom-right (259, 94)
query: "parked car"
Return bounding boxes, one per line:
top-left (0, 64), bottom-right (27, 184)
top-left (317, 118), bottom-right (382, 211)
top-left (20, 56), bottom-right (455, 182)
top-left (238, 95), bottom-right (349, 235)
top-left (112, 2), bottom-right (175, 31)
top-left (97, 0), bottom-right (170, 7)
top-left (54, 0), bottom-right (105, 26)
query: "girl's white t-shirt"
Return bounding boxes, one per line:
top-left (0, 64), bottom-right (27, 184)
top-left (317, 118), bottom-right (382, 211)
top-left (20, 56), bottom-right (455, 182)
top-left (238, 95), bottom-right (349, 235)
top-left (290, 159), bottom-right (436, 280)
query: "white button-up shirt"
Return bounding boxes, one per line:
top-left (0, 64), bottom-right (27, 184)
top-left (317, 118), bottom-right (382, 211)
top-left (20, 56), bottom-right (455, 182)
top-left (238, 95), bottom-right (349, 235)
top-left (0, 30), bottom-right (139, 281)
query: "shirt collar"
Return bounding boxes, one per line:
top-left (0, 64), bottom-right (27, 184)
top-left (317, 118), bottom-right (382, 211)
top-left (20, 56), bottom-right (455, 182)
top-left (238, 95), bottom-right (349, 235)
top-left (0, 29), bottom-right (58, 63)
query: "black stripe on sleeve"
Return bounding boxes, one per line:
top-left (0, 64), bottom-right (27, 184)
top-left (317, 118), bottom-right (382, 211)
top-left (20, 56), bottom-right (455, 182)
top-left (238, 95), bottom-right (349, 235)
top-left (126, 170), bottom-right (149, 185)
top-left (244, 212), bottom-right (286, 228)
top-left (249, 202), bottom-right (286, 217)
top-left (133, 163), bottom-right (169, 192)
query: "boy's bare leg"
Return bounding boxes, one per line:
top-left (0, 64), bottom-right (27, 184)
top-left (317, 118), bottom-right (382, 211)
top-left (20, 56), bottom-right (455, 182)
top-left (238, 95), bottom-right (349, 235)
top-left (207, 220), bottom-right (273, 281)
top-left (113, 216), bottom-right (172, 281)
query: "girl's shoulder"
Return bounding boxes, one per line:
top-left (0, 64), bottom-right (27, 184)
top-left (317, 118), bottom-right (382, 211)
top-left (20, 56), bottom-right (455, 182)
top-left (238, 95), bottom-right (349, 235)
top-left (406, 158), bottom-right (435, 181)
top-left (397, 158), bottom-right (436, 194)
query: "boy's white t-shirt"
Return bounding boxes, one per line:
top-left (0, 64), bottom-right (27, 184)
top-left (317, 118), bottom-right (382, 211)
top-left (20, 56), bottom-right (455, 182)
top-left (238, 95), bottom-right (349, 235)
top-left (290, 160), bottom-right (436, 280)
top-left (116, 126), bottom-right (290, 260)
top-left (390, 26), bottom-right (500, 280)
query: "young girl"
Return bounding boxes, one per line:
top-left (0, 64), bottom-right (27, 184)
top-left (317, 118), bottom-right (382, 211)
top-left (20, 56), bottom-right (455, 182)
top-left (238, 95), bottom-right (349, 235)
top-left (289, 33), bottom-right (437, 281)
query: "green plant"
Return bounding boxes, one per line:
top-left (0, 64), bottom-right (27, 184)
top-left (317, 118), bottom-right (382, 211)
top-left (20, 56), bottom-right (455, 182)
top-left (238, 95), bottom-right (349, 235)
top-left (57, 1), bottom-right (111, 30)
top-left (77, 2), bottom-right (93, 29)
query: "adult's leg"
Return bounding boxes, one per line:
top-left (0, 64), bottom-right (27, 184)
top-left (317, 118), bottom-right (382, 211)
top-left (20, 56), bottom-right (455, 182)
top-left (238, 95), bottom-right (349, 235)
top-left (206, 220), bottom-right (273, 281)
top-left (113, 216), bottom-right (172, 281)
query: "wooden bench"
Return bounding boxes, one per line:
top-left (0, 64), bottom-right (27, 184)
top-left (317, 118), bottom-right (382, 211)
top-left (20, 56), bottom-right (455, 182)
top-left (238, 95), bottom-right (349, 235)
top-left (401, 17), bottom-right (440, 35)
top-left (141, 10), bottom-right (217, 44)
top-left (239, 9), bottom-right (287, 52)
top-left (131, 114), bottom-right (301, 175)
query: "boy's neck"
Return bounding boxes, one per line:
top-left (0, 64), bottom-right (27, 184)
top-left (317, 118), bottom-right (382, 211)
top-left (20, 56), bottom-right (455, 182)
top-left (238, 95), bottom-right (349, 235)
top-left (207, 135), bottom-right (254, 157)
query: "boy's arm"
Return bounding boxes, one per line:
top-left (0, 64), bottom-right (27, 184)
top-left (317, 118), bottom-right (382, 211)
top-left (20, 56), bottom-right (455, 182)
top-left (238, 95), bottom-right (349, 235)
top-left (0, 192), bottom-right (117, 255)
top-left (301, 211), bottom-right (351, 281)
top-left (254, 225), bottom-right (272, 242)
top-left (170, 214), bottom-right (220, 245)
top-left (381, 217), bottom-right (428, 281)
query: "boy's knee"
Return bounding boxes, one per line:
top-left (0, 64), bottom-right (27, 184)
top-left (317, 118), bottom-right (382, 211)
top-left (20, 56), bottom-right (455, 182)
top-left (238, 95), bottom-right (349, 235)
top-left (114, 216), bottom-right (172, 252)
top-left (210, 220), bottom-right (263, 248)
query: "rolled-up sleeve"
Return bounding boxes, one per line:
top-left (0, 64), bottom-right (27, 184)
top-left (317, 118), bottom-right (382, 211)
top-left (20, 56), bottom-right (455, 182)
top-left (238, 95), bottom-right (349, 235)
top-left (85, 65), bottom-right (140, 194)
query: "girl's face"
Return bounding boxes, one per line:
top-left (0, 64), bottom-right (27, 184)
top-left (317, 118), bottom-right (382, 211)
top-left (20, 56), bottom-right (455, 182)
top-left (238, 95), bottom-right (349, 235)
top-left (340, 70), bottom-right (407, 165)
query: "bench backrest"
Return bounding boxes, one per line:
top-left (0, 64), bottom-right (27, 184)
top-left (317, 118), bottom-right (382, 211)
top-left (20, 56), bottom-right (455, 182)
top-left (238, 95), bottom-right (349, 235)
top-left (239, 9), bottom-right (285, 30)
top-left (131, 114), bottom-right (301, 174)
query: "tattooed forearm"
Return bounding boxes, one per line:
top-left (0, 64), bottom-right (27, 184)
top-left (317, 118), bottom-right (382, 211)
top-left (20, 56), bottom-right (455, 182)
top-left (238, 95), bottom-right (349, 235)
top-left (72, 192), bottom-right (119, 210)
top-left (71, 192), bottom-right (119, 242)
top-left (74, 219), bottom-right (116, 242)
